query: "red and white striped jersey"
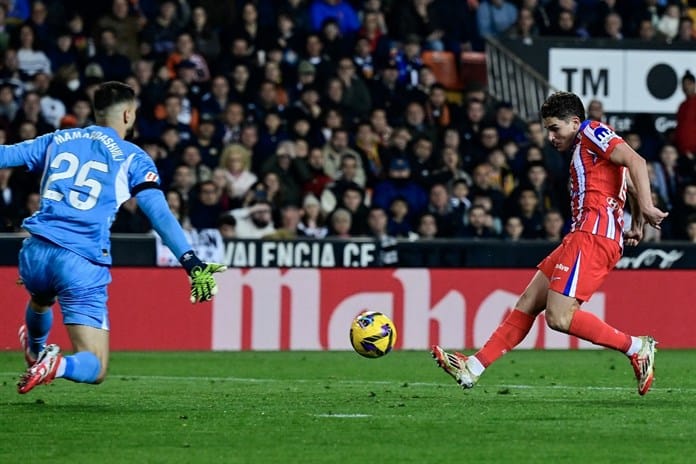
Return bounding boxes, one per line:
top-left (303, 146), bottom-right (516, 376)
top-left (568, 120), bottom-right (627, 248)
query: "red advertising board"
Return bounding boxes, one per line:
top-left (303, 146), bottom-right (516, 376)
top-left (0, 267), bottom-right (694, 351)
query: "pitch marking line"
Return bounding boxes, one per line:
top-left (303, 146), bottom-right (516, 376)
top-left (0, 372), bottom-right (689, 392)
top-left (314, 414), bottom-right (371, 418)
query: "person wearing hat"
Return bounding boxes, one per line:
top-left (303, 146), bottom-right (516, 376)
top-left (372, 157), bottom-right (428, 221)
top-left (298, 193), bottom-right (329, 238)
top-left (368, 59), bottom-right (408, 124)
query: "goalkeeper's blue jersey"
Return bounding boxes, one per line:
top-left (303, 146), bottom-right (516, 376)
top-left (0, 126), bottom-right (160, 265)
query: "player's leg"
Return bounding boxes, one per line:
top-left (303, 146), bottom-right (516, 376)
top-left (544, 233), bottom-right (656, 394)
top-left (17, 237), bottom-right (57, 365)
top-left (62, 324), bottom-right (109, 383)
top-left (431, 270), bottom-right (547, 388)
top-left (18, 249), bottom-right (112, 393)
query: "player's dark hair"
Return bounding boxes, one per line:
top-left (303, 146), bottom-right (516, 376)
top-left (93, 81), bottom-right (136, 114)
top-left (540, 91), bottom-right (585, 121)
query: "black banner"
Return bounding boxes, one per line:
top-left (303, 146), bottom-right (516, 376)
top-left (0, 235), bottom-right (695, 269)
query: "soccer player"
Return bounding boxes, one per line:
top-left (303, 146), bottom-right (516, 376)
top-left (432, 92), bottom-right (668, 396)
top-left (0, 82), bottom-right (226, 394)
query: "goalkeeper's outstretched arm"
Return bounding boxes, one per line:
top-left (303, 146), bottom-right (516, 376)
top-left (135, 188), bottom-right (226, 302)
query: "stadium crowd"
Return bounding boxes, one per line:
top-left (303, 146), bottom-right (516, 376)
top-left (0, 0), bottom-right (695, 243)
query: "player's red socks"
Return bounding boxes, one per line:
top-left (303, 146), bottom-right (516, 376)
top-left (568, 310), bottom-right (632, 352)
top-left (475, 309), bottom-right (535, 367)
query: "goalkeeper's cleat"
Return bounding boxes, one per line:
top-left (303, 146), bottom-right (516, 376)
top-left (431, 345), bottom-right (479, 389)
top-left (630, 336), bottom-right (657, 396)
top-left (18, 324), bottom-right (38, 367)
top-left (17, 344), bottom-right (62, 394)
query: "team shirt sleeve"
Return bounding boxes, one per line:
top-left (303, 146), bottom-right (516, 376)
top-left (0, 132), bottom-right (54, 170)
top-left (127, 150), bottom-right (161, 195)
top-left (581, 120), bottom-right (624, 160)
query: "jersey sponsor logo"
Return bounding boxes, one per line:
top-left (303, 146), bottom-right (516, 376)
top-left (554, 263), bottom-right (570, 272)
top-left (589, 125), bottom-right (618, 150)
top-left (145, 171), bottom-right (159, 183)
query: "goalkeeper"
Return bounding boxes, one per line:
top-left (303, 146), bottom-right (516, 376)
top-left (0, 82), bottom-right (226, 394)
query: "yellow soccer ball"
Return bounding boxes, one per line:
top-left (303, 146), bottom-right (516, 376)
top-left (349, 311), bottom-right (397, 358)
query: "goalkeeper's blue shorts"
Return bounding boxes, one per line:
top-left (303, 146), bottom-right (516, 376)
top-left (19, 235), bottom-right (111, 330)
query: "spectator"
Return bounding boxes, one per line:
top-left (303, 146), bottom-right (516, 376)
top-left (507, 7), bottom-right (539, 43)
top-left (514, 186), bottom-right (545, 238)
top-left (651, 144), bottom-right (682, 210)
top-left (387, 196), bottom-right (414, 238)
top-left (141, 0), bottom-right (187, 60)
top-left (367, 206), bottom-right (398, 265)
top-left (12, 91), bottom-right (53, 136)
top-left (0, 167), bottom-right (21, 231)
top-left (165, 189), bottom-right (191, 230)
top-left (477, 0), bottom-right (519, 38)
top-left (303, 146), bottom-right (334, 198)
top-left (327, 206), bottom-right (352, 237)
top-left (16, 24), bottom-right (52, 78)
top-left (336, 56), bottom-right (372, 121)
top-left (459, 204), bottom-right (499, 238)
top-left (391, 0), bottom-right (446, 49)
top-left (298, 193), bottom-right (329, 238)
top-left (187, 5), bottom-right (221, 63)
top-left (502, 215), bottom-right (524, 241)
top-left (675, 70), bottom-right (696, 158)
top-left (321, 126), bottom-right (365, 183)
top-left (369, 60), bottom-right (408, 125)
top-left (170, 164), bottom-right (196, 203)
top-left (264, 203), bottom-right (306, 239)
top-left (95, 0), bottom-right (143, 62)
top-left (666, 183), bottom-right (696, 240)
top-left (409, 134), bottom-right (438, 188)
top-left (540, 208), bottom-right (565, 241)
top-left (674, 16), bottom-right (695, 44)
top-left (587, 99), bottom-right (606, 122)
top-left (686, 214), bottom-right (696, 243)
top-left (111, 198), bottom-right (151, 233)
top-left (416, 211), bottom-right (438, 238)
top-left (262, 140), bottom-right (310, 206)
top-left (228, 63), bottom-right (254, 106)
top-left (166, 32), bottom-right (210, 82)
top-left (372, 157), bottom-right (428, 220)
top-left (336, 183), bottom-right (369, 235)
top-left (309, 0), bottom-right (361, 36)
top-left (229, 199), bottom-right (277, 238)
top-left (217, 213), bottom-right (237, 239)
top-left (656, 3), bottom-right (680, 41)
top-left (330, 153), bottom-right (367, 199)
top-left (90, 27), bottom-right (132, 82)
top-left (427, 182), bottom-right (460, 237)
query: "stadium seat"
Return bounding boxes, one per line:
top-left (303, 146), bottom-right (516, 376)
top-left (421, 51), bottom-right (463, 90)
top-left (459, 51), bottom-right (487, 89)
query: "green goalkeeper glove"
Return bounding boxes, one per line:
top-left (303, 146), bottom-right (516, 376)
top-left (189, 263), bottom-right (227, 303)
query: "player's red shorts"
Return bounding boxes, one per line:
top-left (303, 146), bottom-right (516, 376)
top-left (537, 231), bottom-right (621, 302)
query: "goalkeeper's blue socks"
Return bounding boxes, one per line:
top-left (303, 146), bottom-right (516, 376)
top-left (25, 304), bottom-right (53, 356)
top-left (58, 351), bottom-right (101, 383)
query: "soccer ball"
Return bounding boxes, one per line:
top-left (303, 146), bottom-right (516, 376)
top-left (349, 311), bottom-right (397, 358)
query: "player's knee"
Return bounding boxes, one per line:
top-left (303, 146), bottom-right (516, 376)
top-left (545, 310), bottom-right (571, 332)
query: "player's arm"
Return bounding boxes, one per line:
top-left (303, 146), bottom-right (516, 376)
top-left (0, 133), bottom-right (53, 170)
top-left (624, 175), bottom-right (645, 246)
top-left (609, 143), bottom-right (668, 229)
top-left (135, 187), bottom-right (226, 303)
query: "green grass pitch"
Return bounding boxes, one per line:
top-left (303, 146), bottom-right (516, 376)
top-left (1, 350), bottom-right (695, 464)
